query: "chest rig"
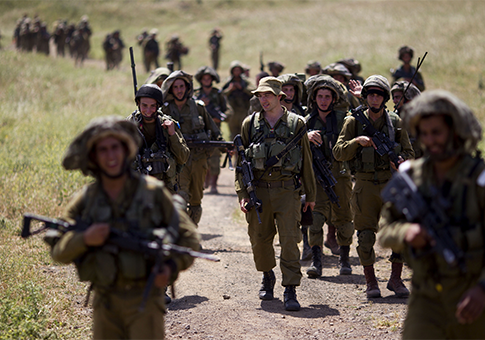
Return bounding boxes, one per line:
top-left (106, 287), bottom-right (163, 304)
top-left (306, 110), bottom-right (339, 162)
top-left (245, 111), bottom-right (303, 176)
top-left (168, 100), bottom-right (210, 141)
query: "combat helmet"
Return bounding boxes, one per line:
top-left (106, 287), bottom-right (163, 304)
top-left (229, 60), bottom-right (246, 75)
top-left (161, 70), bottom-right (193, 102)
top-left (144, 67), bottom-right (172, 86)
top-left (362, 75), bottom-right (391, 103)
top-left (322, 63), bottom-right (352, 82)
top-left (277, 74), bottom-right (303, 104)
top-left (305, 61), bottom-right (322, 75)
top-left (398, 46), bottom-right (414, 61)
top-left (135, 84), bottom-right (164, 106)
top-left (62, 116), bottom-right (140, 177)
top-left (336, 58), bottom-right (362, 77)
top-left (391, 80), bottom-right (421, 102)
top-left (195, 66), bottom-right (220, 84)
top-left (401, 90), bottom-right (482, 155)
top-left (268, 61), bottom-right (285, 74)
top-left (304, 75), bottom-right (344, 112)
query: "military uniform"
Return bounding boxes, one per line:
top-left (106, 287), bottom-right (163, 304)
top-left (143, 31), bottom-right (160, 73)
top-left (208, 29), bottom-right (222, 70)
top-left (128, 111), bottom-right (189, 194)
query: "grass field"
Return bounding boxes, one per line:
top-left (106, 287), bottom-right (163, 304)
top-left (1, 0), bottom-right (485, 338)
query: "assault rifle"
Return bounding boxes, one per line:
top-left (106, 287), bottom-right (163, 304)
top-left (129, 46), bottom-right (137, 96)
top-left (22, 213), bottom-right (219, 310)
top-left (351, 105), bottom-right (400, 169)
top-left (234, 134), bottom-right (262, 223)
top-left (381, 170), bottom-right (467, 273)
top-left (310, 142), bottom-right (340, 207)
top-left (185, 140), bottom-right (235, 170)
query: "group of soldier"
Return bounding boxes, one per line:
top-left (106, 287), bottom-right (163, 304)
top-left (37, 37), bottom-right (485, 339)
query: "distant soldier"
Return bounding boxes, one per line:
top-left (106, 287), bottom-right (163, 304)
top-left (13, 19), bottom-right (22, 50)
top-left (71, 16), bottom-right (92, 66)
top-left (194, 66), bottom-right (227, 194)
top-left (305, 61), bottom-right (322, 77)
top-left (222, 60), bottom-right (254, 139)
top-left (137, 30), bottom-right (148, 46)
top-left (336, 58), bottom-right (365, 84)
top-left (36, 23), bottom-right (50, 56)
top-left (52, 21), bottom-right (67, 57)
top-left (143, 29), bottom-right (160, 73)
top-left (65, 23), bottom-right (76, 57)
top-left (161, 71), bottom-right (224, 225)
top-left (208, 28), bottom-right (222, 70)
top-left (19, 18), bottom-right (34, 52)
top-left (277, 74), bottom-right (305, 116)
top-left (165, 35), bottom-right (188, 71)
top-left (103, 30), bottom-right (125, 71)
top-left (268, 61), bottom-right (285, 77)
top-left (391, 45), bottom-right (425, 91)
top-left (323, 63), bottom-right (361, 111)
top-left (145, 67), bottom-right (172, 88)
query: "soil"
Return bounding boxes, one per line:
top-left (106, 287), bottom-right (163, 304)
top-left (165, 167), bottom-right (411, 340)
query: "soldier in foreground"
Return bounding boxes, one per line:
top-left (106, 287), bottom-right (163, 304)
top-left (51, 116), bottom-right (199, 339)
top-left (304, 76), bottom-right (354, 277)
top-left (127, 84), bottom-right (189, 194)
top-left (333, 75), bottom-right (414, 298)
top-left (161, 71), bottom-right (223, 225)
top-left (236, 77), bottom-right (316, 311)
top-left (379, 90), bottom-right (485, 339)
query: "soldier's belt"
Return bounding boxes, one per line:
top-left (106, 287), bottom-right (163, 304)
top-left (255, 179), bottom-right (295, 189)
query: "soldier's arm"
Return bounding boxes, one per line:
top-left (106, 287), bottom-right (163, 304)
top-left (332, 116), bottom-right (360, 162)
top-left (298, 119), bottom-right (316, 203)
top-left (198, 103), bottom-right (222, 141)
top-left (163, 117), bottom-right (190, 165)
top-left (396, 118), bottom-right (415, 160)
top-left (235, 116), bottom-right (252, 201)
top-left (377, 201), bottom-right (416, 253)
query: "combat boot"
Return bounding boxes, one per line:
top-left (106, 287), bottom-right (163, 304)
top-left (363, 265), bottom-right (381, 298)
top-left (387, 262), bottom-right (410, 298)
top-left (188, 205), bottom-right (202, 226)
top-left (283, 286), bottom-right (300, 311)
top-left (301, 226), bottom-right (312, 261)
top-left (164, 287), bottom-right (172, 305)
top-left (209, 175), bottom-right (219, 194)
top-left (324, 224), bottom-right (340, 255)
top-left (339, 245), bottom-right (352, 275)
top-left (259, 270), bottom-right (276, 300)
top-left (306, 246), bottom-right (322, 278)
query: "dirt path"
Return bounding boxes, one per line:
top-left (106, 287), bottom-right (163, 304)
top-left (165, 167), bottom-right (410, 340)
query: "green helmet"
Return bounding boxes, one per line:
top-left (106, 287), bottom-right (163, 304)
top-left (229, 60), bottom-right (246, 75)
top-left (135, 84), bottom-right (164, 106)
top-left (304, 75), bottom-right (344, 112)
top-left (195, 66), bottom-right (220, 84)
top-left (161, 70), bottom-right (193, 102)
top-left (391, 80), bottom-right (421, 102)
top-left (362, 75), bottom-right (391, 102)
top-left (401, 90), bottom-right (482, 155)
top-left (144, 67), bottom-right (171, 85)
top-left (322, 63), bottom-right (352, 82)
top-left (305, 60), bottom-right (322, 75)
top-left (336, 58), bottom-right (362, 76)
top-left (277, 74), bottom-right (303, 104)
top-left (62, 116), bottom-right (140, 177)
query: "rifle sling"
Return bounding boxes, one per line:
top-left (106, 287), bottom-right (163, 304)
top-left (264, 124), bottom-right (307, 168)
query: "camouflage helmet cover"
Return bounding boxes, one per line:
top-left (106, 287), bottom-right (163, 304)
top-left (268, 61), bottom-right (285, 73)
top-left (62, 116), bottom-right (140, 177)
top-left (336, 58), bottom-right (362, 75)
top-left (229, 60), bottom-right (245, 75)
top-left (398, 45), bottom-right (414, 61)
top-left (195, 66), bottom-right (220, 84)
top-left (401, 90), bottom-right (482, 153)
top-left (304, 75), bottom-right (345, 112)
top-left (135, 84), bottom-right (164, 106)
top-left (277, 73), bottom-right (303, 103)
top-left (390, 80), bottom-right (421, 101)
top-left (322, 63), bottom-right (352, 81)
top-left (161, 70), bottom-right (193, 102)
top-left (362, 75), bottom-right (391, 102)
top-left (305, 60), bottom-right (322, 74)
top-left (144, 67), bottom-right (171, 85)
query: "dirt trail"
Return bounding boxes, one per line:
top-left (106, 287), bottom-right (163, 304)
top-left (165, 167), bottom-right (410, 340)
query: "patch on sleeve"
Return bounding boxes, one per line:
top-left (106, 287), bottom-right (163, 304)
top-left (477, 169), bottom-right (485, 187)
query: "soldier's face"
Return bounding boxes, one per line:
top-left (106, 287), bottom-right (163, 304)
top-left (94, 136), bottom-right (127, 178)
top-left (282, 85), bottom-right (295, 101)
top-left (392, 91), bottom-right (404, 109)
top-left (417, 115), bottom-right (452, 159)
top-left (172, 79), bottom-right (187, 101)
top-left (139, 97), bottom-right (158, 121)
top-left (201, 74), bottom-right (213, 87)
top-left (315, 89), bottom-right (334, 112)
top-left (332, 75), bottom-right (346, 84)
top-left (366, 87), bottom-right (385, 110)
top-left (401, 53), bottom-right (412, 64)
top-left (258, 92), bottom-right (281, 112)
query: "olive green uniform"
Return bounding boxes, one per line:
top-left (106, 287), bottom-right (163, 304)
top-left (379, 156), bottom-right (485, 339)
top-left (127, 111), bottom-right (190, 194)
top-left (222, 75), bottom-right (253, 139)
top-left (52, 174), bottom-right (200, 339)
top-left (235, 108), bottom-right (316, 286)
top-left (332, 109), bottom-right (414, 265)
top-left (305, 110), bottom-right (354, 248)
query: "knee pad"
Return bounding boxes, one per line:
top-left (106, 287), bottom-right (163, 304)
top-left (357, 229), bottom-right (376, 252)
top-left (309, 212), bottom-right (326, 234)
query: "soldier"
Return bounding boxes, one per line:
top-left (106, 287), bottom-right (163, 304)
top-left (208, 28), bottom-right (222, 70)
top-left (145, 67), bottom-right (172, 88)
top-left (65, 23), bottom-right (76, 57)
top-left (391, 80), bottom-right (423, 158)
top-left (304, 75), bottom-right (355, 277)
top-left (222, 60), bottom-right (254, 139)
top-left (103, 30), bottom-right (125, 71)
top-left (277, 74), bottom-right (306, 116)
top-left (36, 23), bottom-right (50, 56)
top-left (379, 90), bottom-right (485, 339)
top-left (194, 66), bottom-right (227, 194)
top-left (236, 77), bottom-right (316, 311)
top-left (336, 58), bottom-right (365, 84)
top-left (165, 35), bottom-right (188, 71)
top-left (305, 61), bottom-right (322, 77)
top-left (333, 75), bottom-right (414, 298)
top-left (127, 84), bottom-right (189, 194)
top-left (323, 63), bottom-right (361, 111)
top-left (52, 20), bottom-right (67, 57)
top-left (391, 45), bottom-right (425, 91)
top-left (161, 71), bottom-right (223, 225)
top-left (19, 18), bottom-right (34, 52)
top-left (51, 116), bottom-right (199, 339)
top-left (267, 61), bottom-right (285, 77)
top-left (143, 29), bottom-right (160, 73)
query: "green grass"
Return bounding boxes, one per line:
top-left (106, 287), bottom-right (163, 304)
top-left (1, 0), bottom-right (485, 338)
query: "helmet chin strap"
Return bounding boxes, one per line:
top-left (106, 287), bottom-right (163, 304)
top-left (369, 103), bottom-right (386, 114)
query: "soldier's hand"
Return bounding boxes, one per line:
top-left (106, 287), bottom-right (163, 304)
top-left (456, 285), bottom-right (485, 324)
top-left (390, 156), bottom-right (405, 171)
top-left (154, 264), bottom-right (172, 288)
top-left (349, 80), bottom-right (362, 98)
top-left (303, 202), bottom-right (315, 212)
top-left (356, 136), bottom-right (376, 149)
top-left (308, 130), bottom-right (323, 146)
top-left (162, 120), bottom-right (176, 136)
top-left (83, 223), bottom-right (110, 246)
top-left (404, 223), bottom-right (431, 249)
top-left (240, 198), bottom-right (250, 213)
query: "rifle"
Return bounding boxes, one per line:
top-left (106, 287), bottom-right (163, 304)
top-left (185, 140), bottom-right (235, 170)
top-left (234, 134), bottom-right (262, 223)
top-left (310, 142), bottom-right (340, 207)
top-left (259, 51), bottom-right (264, 72)
top-left (129, 46), bottom-right (137, 96)
top-left (394, 52), bottom-right (428, 111)
top-left (381, 170), bottom-right (466, 273)
top-left (22, 213), bottom-right (219, 310)
top-left (351, 105), bottom-right (400, 169)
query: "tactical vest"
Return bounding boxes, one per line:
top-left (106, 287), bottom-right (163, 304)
top-left (350, 110), bottom-right (402, 173)
top-left (245, 111), bottom-right (303, 176)
top-left (74, 177), bottom-right (177, 287)
top-left (168, 100), bottom-right (210, 142)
